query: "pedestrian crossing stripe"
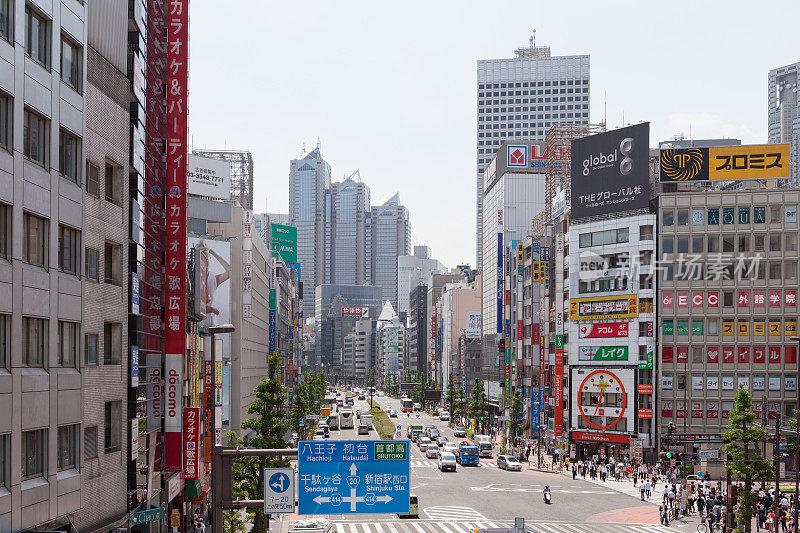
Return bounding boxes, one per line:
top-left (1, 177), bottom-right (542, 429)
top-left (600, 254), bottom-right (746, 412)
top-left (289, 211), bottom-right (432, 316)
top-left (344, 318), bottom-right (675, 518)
top-left (409, 460), bottom-right (497, 468)
top-left (332, 522), bottom-right (663, 533)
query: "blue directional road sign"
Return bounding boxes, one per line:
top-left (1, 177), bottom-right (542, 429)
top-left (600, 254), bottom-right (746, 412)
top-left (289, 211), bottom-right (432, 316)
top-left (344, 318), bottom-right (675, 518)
top-left (298, 440), bottom-right (410, 515)
top-left (264, 468), bottom-right (295, 514)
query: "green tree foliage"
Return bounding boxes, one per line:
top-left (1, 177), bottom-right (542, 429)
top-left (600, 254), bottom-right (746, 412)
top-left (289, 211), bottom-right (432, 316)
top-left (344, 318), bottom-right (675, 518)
top-left (723, 387), bottom-right (773, 533)
top-left (229, 353), bottom-right (291, 533)
top-left (446, 373), bottom-right (457, 418)
top-left (289, 368), bottom-right (327, 437)
top-left (223, 510), bottom-right (250, 533)
top-left (509, 391), bottom-right (524, 440)
top-left (468, 379), bottom-right (488, 432)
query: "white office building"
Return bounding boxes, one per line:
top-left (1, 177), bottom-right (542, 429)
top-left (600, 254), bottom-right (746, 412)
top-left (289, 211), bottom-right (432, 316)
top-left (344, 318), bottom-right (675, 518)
top-left (769, 62), bottom-right (800, 187)
top-left (397, 246), bottom-right (446, 317)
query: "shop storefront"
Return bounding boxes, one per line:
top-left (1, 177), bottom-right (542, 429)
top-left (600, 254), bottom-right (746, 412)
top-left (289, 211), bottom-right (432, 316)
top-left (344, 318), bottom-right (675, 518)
top-left (571, 430), bottom-right (632, 461)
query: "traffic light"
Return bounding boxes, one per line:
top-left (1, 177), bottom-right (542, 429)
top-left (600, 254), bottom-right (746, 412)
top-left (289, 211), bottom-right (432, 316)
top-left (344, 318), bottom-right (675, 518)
top-left (666, 452), bottom-right (673, 459)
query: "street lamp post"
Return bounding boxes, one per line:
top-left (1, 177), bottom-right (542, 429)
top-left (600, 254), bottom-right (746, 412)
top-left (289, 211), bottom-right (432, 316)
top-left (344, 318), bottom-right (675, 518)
top-left (203, 323), bottom-right (234, 533)
top-left (790, 335), bottom-right (800, 530)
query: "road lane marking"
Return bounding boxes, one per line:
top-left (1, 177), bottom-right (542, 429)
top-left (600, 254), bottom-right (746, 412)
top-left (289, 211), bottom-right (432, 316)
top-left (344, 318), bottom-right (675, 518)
top-left (336, 525), bottom-right (346, 533)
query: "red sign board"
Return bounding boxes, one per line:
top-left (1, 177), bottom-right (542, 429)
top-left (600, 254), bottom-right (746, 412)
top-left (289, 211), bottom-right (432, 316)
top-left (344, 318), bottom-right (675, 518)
top-left (184, 407), bottom-right (201, 479)
top-left (341, 306), bottom-right (368, 317)
top-left (637, 384), bottom-right (653, 394)
top-left (637, 409), bottom-right (653, 419)
top-left (578, 322), bottom-right (629, 339)
top-left (164, 0), bottom-right (189, 471)
top-left (203, 360), bottom-right (214, 462)
top-left (571, 431), bottom-right (631, 444)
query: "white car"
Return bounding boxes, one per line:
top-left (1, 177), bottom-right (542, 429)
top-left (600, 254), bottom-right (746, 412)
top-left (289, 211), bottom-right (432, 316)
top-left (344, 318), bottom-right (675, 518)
top-left (425, 444), bottom-right (439, 459)
top-left (313, 434), bottom-right (325, 441)
top-left (438, 452), bottom-right (457, 472)
top-left (443, 443), bottom-right (458, 454)
top-left (439, 411), bottom-right (450, 421)
top-left (418, 437), bottom-right (431, 451)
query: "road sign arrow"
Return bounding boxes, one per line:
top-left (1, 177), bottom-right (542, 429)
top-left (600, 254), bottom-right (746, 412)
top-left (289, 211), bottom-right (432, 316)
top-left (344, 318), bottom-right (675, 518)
top-left (342, 487), bottom-right (365, 511)
top-left (349, 463), bottom-right (358, 476)
top-left (313, 495), bottom-right (331, 505)
top-left (376, 495), bottom-right (393, 503)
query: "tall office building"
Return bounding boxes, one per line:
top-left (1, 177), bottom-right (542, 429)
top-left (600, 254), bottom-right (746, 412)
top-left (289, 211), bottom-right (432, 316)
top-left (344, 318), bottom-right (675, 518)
top-left (370, 194), bottom-right (410, 311)
top-left (330, 171), bottom-right (371, 284)
top-left (193, 149), bottom-right (254, 210)
top-left (476, 38), bottom-right (590, 268)
top-left (769, 62), bottom-right (800, 187)
top-left (397, 246), bottom-right (446, 316)
top-left (290, 146), bottom-right (331, 318)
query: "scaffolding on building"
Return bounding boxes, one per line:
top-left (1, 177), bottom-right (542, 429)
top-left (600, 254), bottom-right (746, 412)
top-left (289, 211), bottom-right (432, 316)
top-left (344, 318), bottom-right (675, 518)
top-left (193, 149), bottom-right (254, 211)
top-left (531, 122), bottom-right (606, 237)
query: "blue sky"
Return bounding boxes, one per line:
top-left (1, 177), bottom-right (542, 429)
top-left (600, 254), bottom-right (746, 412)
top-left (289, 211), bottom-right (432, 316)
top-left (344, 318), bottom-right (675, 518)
top-left (189, 0), bottom-right (799, 269)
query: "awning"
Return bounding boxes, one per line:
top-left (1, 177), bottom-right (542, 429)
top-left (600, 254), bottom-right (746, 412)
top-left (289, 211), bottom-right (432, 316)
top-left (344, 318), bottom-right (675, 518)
top-left (185, 478), bottom-right (203, 498)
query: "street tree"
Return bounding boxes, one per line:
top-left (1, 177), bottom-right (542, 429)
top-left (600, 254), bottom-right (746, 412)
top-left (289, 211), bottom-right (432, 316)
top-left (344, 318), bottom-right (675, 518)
top-left (446, 372), bottom-right (457, 418)
top-left (468, 379), bottom-right (488, 432)
top-left (723, 387), bottom-right (773, 533)
top-left (509, 391), bottom-right (524, 442)
top-left (230, 353), bottom-right (290, 533)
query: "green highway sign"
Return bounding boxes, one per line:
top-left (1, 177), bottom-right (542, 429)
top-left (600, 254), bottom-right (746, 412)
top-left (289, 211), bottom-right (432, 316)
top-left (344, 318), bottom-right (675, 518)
top-left (374, 441), bottom-right (408, 460)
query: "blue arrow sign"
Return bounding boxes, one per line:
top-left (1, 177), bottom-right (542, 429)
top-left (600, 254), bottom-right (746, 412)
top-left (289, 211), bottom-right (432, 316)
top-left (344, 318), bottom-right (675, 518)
top-left (298, 440), bottom-right (410, 515)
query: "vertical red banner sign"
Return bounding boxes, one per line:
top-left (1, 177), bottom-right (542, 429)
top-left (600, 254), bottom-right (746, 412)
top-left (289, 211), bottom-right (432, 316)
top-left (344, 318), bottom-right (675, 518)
top-left (164, 0), bottom-right (189, 471)
top-left (554, 334), bottom-right (564, 438)
top-left (183, 407), bottom-right (201, 479)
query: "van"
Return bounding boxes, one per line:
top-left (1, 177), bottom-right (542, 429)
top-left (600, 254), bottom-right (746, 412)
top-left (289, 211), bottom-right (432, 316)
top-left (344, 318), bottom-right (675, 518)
top-left (397, 494), bottom-right (419, 518)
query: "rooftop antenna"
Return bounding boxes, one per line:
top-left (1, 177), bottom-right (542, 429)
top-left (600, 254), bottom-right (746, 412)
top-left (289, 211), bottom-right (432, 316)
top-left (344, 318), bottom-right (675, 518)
top-left (604, 91), bottom-right (607, 128)
top-left (530, 28), bottom-right (536, 47)
top-left (302, 141), bottom-right (306, 155)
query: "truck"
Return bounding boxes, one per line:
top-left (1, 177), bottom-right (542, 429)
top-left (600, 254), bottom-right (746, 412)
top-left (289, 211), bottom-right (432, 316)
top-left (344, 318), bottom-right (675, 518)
top-left (340, 409), bottom-right (354, 429)
top-left (327, 414), bottom-right (339, 430)
top-left (360, 414), bottom-right (373, 428)
top-left (475, 435), bottom-right (493, 458)
top-left (406, 424), bottom-right (424, 442)
top-left (457, 443), bottom-right (479, 466)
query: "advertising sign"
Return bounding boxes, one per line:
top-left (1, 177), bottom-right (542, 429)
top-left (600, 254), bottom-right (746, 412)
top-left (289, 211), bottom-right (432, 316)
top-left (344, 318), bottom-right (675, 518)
top-left (131, 418), bottom-right (139, 460)
top-left (298, 441), bottom-right (410, 515)
top-left (578, 346), bottom-right (629, 361)
top-left (271, 223), bottom-right (298, 263)
top-left (465, 311), bottom-right (481, 338)
top-left (341, 307), bottom-right (369, 317)
top-left (164, 0), bottom-right (189, 471)
top-left (184, 407), bottom-right (201, 479)
top-left (570, 295), bottom-right (638, 320)
top-left (659, 143), bottom-right (790, 182)
top-left (497, 233), bottom-right (503, 334)
top-left (189, 237), bottom-right (232, 356)
top-left (531, 387), bottom-right (541, 429)
top-left (572, 368), bottom-right (634, 433)
top-left (188, 154), bottom-right (231, 200)
top-left (578, 323), bottom-right (629, 338)
top-left (570, 123), bottom-right (650, 221)
top-left (554, 335), bottom-right (564, 438)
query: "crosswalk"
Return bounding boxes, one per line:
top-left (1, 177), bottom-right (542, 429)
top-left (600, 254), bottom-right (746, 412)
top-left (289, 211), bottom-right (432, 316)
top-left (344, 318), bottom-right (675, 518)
top-left (409, 460), bottom-right (497, 469)
top-left (331, 521), bottom-right (665, 533)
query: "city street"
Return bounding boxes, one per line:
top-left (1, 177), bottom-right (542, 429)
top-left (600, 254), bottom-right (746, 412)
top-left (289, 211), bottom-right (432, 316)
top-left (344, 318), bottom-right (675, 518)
top-left (302, 394), bottom-right (664, 533)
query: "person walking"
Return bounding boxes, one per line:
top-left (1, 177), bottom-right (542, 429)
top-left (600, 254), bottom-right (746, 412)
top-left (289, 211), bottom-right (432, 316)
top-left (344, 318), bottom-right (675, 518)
top-left (640, 483), bottom-right (646, 501)
top-left (645, 478), bottom-right (651, 499)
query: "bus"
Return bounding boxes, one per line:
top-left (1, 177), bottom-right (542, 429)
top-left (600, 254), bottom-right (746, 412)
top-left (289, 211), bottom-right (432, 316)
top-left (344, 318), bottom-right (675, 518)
top-left (401, 398), bottom-right (414, 413)
top-left (340, 409), bottom-right (354, 429)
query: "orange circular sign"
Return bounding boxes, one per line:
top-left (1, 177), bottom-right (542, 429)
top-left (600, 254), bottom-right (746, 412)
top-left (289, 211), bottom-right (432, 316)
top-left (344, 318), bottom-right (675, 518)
top-left (577, 369), bottom-right (627, 431)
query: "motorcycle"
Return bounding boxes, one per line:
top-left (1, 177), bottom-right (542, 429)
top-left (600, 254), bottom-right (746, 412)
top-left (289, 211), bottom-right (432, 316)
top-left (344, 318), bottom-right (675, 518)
top-left (543, 487), bottom-right (552, 504)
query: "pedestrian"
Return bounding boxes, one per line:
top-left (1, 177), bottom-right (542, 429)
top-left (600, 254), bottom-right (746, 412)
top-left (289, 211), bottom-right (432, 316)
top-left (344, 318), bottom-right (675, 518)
top-left (633, 471), bottom-right (638, 487)
top-left (195, 518), bottom-right (206, 533)
top-left (660, 504), bottom-right (669, 526)
top-left (663, 484), bottom-right (670, 505)
top-left (698, 492), bottom-right (705, 518)
top-left (644, 478), bottom-right (651, 499)
top-left (668, 487), bottom-right (676, 509)
top-left (572, 464), bottom-right (577, 479)
top-left (640, 483), bottom-right (646, 501)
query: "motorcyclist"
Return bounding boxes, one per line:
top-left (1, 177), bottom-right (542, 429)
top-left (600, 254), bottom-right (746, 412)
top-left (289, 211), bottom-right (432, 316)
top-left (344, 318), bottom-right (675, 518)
top-left (543, 485), bottom-right (552, 504)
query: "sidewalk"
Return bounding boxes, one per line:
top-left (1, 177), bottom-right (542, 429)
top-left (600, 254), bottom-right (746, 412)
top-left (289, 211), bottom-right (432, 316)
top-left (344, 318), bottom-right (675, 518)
top-left (556, 468), bottom-right (709, 530)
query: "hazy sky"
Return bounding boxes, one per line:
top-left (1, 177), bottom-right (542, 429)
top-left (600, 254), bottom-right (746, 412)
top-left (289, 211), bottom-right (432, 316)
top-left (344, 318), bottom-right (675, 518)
top-left (189, 0), bottom-right (799, 269)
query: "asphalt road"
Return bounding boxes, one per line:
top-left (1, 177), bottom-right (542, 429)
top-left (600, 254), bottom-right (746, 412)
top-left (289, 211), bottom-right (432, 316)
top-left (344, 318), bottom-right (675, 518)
top-left (316, 393), bottom-right (661, 529)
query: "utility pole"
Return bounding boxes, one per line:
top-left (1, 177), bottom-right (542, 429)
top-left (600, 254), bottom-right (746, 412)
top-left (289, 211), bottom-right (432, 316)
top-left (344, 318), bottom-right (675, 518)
top-left (775, 412), bottom-right (782, 522)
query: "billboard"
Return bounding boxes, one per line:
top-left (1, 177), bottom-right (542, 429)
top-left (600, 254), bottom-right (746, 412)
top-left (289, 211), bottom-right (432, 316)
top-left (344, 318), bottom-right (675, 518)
top-left (484, 141), bottom-right (546, 193)
top-left (569, 295), bottom-right (638, 321)
top-left (578, 323), bottom-right (629, 338)
top-left (271, 223), bottom-right (298, 263)
top-left (188, 154), bottom-right (231, 200)
top-left (465, 311), bottom-right (481, 338)
top-left (659, 143), bottom-right (790, 182)
top-left (571, 367), bottom-right (635, 434)
top-left (570, 123), bottom-right (650, 222)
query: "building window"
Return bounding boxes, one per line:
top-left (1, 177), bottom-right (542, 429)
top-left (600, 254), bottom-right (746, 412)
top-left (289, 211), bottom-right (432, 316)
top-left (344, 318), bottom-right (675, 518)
top-left (103, 322), bottom-right (120, 365)
top-left (104, 402), bottom-right (121, 453)
top-left (21, 429), bottom-right (46, 479)
top-left (738, 235), bottom-right (749, 252)
top-left (677, 209), bottom-right (689, 226)
top-left (24, 5), bottom-right (49, 67)
top-left (104, 241), bottom-right (121, 285)
top-left (662, 237), bottom-right (673, 254)
top-left (0, 433), bottom-right (7, 489)
top-left (85, 248), bottom-right (98, 281)
top-left (57, 424), bottom-right (78, 470)
top-left (662, 210), bottom-right (673, 227)
top-left (786, 261), bottom-right (798, 280)
top-left (60, 35), bottom-right (81, 91)
top-left (22, 316), bottom-right (47, 366)
top-left (755, 234), bottom-right (765, 251)
top-left (59, 130), bottom-right (80, 183)
top-left (58, 321), bottom-right (78, 367)
top-left (85, 162), bottom-right (99, 197)
top-left (770, 262), bottom-right (782, 280)
top-left (639, 225), bottom-right (653, 240)
top-left (754, 206), bottom-right (766, 223)
top-left (0, 313), bottom-right (7, 369)
top-left (0, 91), bottom-right (11, 152)
top-left (677, 237), bottom-right (688, 254)
top-left (0, 202), bottom-right (8, 260)
top-left (692, 236), bottom-right (703, 254)
top-left (84, 426), bottom-right (98, 460)
top-left (85, 333), bottom-right (97, 365)
top-left (105, 162), bottom-right (121, 205)
top-left (58, 225), bottom-right (79, 275)
top-left (23, 108), bottom-right (49, 166)
top-left (788, 234), bottom-right (798, 252)
top-left (23, 213), bottom-right (48, 266)
top-left (0, 0), bottom-right (12, 42)
top-left (769, 235), bottom-right (782, 252)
